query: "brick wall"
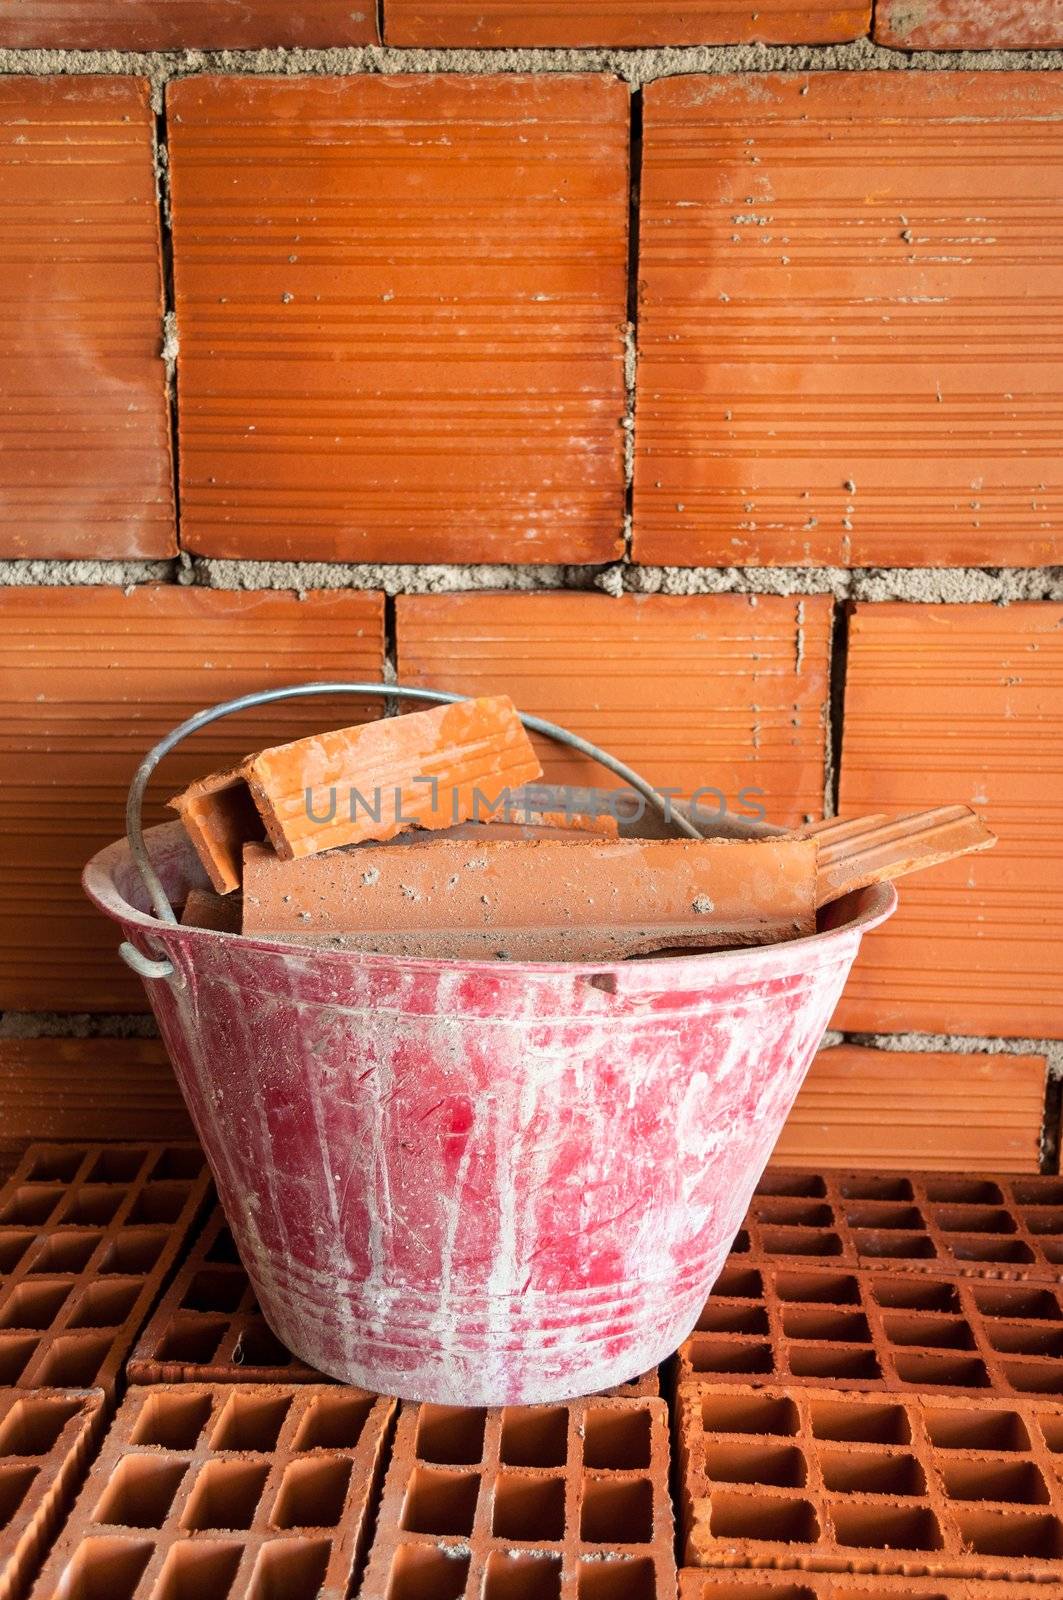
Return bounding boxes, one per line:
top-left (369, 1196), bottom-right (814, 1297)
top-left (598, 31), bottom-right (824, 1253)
top-left (1, 7), bottom-right (1061, 1170)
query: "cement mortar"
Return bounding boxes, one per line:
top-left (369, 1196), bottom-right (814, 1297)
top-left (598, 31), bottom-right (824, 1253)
top-left (0, 558), bottom-right (178, 586)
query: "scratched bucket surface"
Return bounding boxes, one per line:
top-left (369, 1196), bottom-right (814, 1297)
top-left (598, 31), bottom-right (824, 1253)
top-left (84, 806), bottom-right (895, 1405)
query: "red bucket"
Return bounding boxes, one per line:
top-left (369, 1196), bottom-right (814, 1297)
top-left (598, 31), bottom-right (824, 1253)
top-left (83, 689), bottom-right (895, 1404)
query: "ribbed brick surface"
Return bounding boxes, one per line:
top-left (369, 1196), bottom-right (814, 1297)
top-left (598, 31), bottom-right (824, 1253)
top-left (678, 1258), bottom-right (1063, 1400)
top-left (635, 73), bottom-right (1063, 569)
top-left (0, 1144), bottom-right (210, 1396)
top-left (361, 1395), bottom-right (676, 1599)
top-left (0, 586), bottom-right (385, 1011)
top-left (0, 1389), bottom-right (103, 1600)
top-left (875, 0), bottom-right (1063, 49)
top-left (29, 1383), bottom-right (395, 1600)
top-left (396, 592), bottom-right (831, 826)
top-left (0, 78), bottom-right (174, 560)
top-left (167, 75), bottom-right (629, 565)
top-left (774, 1045), bottom-right (1047, 1173)
top-left (834, 604), bottom-right (1063, 1037)
top-left (679, 1568), bottom-right (1062, 1596)
top-left (0, 0), bottom-right (376, 47)
top-left (678, 1380), bottom-right (1063, 1578)
top-left (385, 0), bottom-right (868, 46)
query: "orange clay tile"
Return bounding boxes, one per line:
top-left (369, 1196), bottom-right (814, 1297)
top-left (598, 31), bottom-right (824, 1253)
top-left (833, 603), bottom-right (1063, 1038)
top-left (179, 888), bottom-right (242, 932)
top-left (167, 75), bottom-right (629, 565)
top-left (0, 586), bottom-right (384, 1012)
top-left (384, 0), bottom-right (868, 45)
top-left (240, 835), bottom-right (819, 958)
top-left (805, 805), bottom-right (996, 908)
top-left (0, 1039), bottom-right (194, 1154)
top-left (0, 0), bottom-right (375, 47)
top-left (0, 1389), bottom-right (105, 1600)
top-left (0, 78), bottom-right (174, 560)
top-left (635, 73), bottom-right (1063, 569)
top-left (875, 1), bottom-right (1063, 49)
top-left (773, 1044), bottom-right (1047, 1173)
top-left (397, 592), bottom-right (832, 828)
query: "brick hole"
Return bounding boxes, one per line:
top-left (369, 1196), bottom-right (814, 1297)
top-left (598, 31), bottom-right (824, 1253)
top-left (933, 1205), bottom-right (1016, 1236)
top-left (942, 1458), bottom-right (1049, 1505)
top-left (211, 1394), bottom-right (290, 1452)
top-left (154, 1540), bottom-right (243, 1600)
top-left (0, 1462), bottom-right (36, 1526)
top-left (131, 1392), bottom-right (213, 1449)
top-left (1018, 1207), bottom-right (1063, 1236)
top-left (851, 1230), bottom-right (935, 1260)
top-left (36, 1332), bottom-right (112, 1387)
top-left (839, 1176), bottom-right (913, 1201)
top-left (156, 1316), bottom-right (228, 1365)
top-left (871, 1279), bottom-right (959, 1313)
top-left (820, 1449), bottom-right (925, 1495)
top-left (686, 1337), bottom-right (773, 1375)
top-left (55, 1537), bottom-right (153, 1600)
top-left (206, 1227), bottom-right (241, 1265)
top-left (711, 1266), bottom-right (762, 1299)
top-left (246, 1540), bottom-right (330, 1600)
top-left (99, 1229), bottom-right (167, 1274)
top-left (491, 1471), bottom-right (564, 1540)
top-left (67, 1279), bottom-right (141, 1330)
top-left (150, 1148), bottom-right (205, 1181)
top-left (29, 1231), bottom-right (101, 1273)
top-left (271, 1457), bottom-right (352, 1529)
top-left (233, 1323), bottom-right (294, 1368)
top-left (985, 1322), bottom-right (1063, 1358)
top-left (781, 1308), bottom-right (870, 1344)
top-left (830, 1502), bottom-right (943, 1551)
top-left (183, 1459), bottom-right (270, 1530)
top-left (892, 1352), bottom-right (990, 1390)
top-left (844, 1205), bottom-right (924, 1231)
top-left (755, 1200), bottom-right (834, 1228)
top-left (484, 1552), bottom-right (562, 1600)
top-left (387, 1545), bottom-right (470, 1600)
top-left (401, 1467), bottom-right (480, 1536)
top-left (0, 1186), bottom-right (63, 1225)
top-left (499, 1408), bottom-right (567, 1468)
top-left (0, 1232), bottom-right (33, 1272)
top-left (775, 1272), bottom-right (860, 1306)
top-left (686, 1587), bottom-right (814, 1600)
top-left (0, 1395), bottom-right (82, 1455)
top-left (999, 1359), bottom-right (1063, 1395)
top-left (0, 1280), bottom-right (71, 1331)
top-left (788, 1345), bottom-right (881, 1381)
top-left (696, 1302), bottom-right (769, 1335)
top-left (954, 1509), bottom-right (1063, 1558)
top-left (416, 1405), bottom-right (487, 1466)
top-left (1014, 1178), bottom-right (1063, 1204)
top-left (126, 1183), bottom-right (191, 1225)
top-left (582, 1408), bottom-right (651, 1470)
top-left (62, 1187), bottom-right (125, 1226)
top-left (86, 1149), bottom-right (147, 1184)
top-left (1038, 1414), bottom-right (1063, 1452)
top-left (26, 1149), bottom-right (84, 1182)
top-left (947, 1235), bottom-right (1034, 1264)
top-left (94, 1457), bottom-right (188, 1528)
top-left (729, 1229), bottom-right (751, 1254)
top-left (580, 1476), bottom-right (653, 1543)
top-left (759, 1228), bottom-right (842, 1259)
top-left (292, 1392), bottom-right (372, 1451)
top-left (701, 1392), bottom-right (799, 1438)
top-left (882, 1313), bottom-right (975, 1351)
top-left (576, 1557), bottom-right (657, 1600)
top-left (757, 1173), bottom-right (827, 1199)
top-left (924, 1407), bottom-right (1029, 1451)
top-left (0, 1337), bottom-right (38, 1383)
top-left (709, 1491), bottom-right (819, 1544)
top-left (923, 1179), bottom-right (1003, 1204)
top-left (808, 1400), bottom-right (910, 1445)
top-left (181, 1269), bottom-right (246, 1315)
top-left (1039, 1239), bottom-right (1063, 1263)
top-left (704, 1441), bottom-right (806, 1488)
top-left (974, 1284), bottom-right (1062, 1321)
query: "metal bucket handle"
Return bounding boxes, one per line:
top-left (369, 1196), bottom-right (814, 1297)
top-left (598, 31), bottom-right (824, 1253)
top-left (120, 681), bottom-right (701, 980)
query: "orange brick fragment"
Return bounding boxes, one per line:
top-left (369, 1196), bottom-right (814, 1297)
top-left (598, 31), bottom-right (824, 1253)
top-left (385, 0), bottom-right (867, 45)
top-left (167, 74), bottom-right (629, 564)
top-left (0, 78), bottom-right (174, 559)
top-left (875, 0), bottom-right (1063, 49)
top-left (0, 0), bottom-right (376, 46)
top-left (241, 835), bottom-right (818, 959)
top-left (806, 805), bottom-right (996, 907)
top-left (834, 603), bottom-right (1063, 1038)
top-left (636, 73), bottom-right (1063, 568)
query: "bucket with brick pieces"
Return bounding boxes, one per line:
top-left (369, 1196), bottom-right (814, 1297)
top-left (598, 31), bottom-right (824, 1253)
top-left (83, 682), bottom-right (895, 1404)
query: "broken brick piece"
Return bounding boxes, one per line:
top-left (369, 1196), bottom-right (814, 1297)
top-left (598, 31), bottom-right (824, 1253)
top-left (805, 806), bottom-right (996, 907)
top-left (241, 835), bottom-right (819, 960)
top-left (169, 767), bottom-right (265, 895)
top-left (179, 888), bottom-right (242, 933)
top-left (0, 1389), bottom-right (105, 1600)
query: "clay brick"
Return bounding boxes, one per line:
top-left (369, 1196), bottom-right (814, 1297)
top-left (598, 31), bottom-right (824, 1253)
top-left (875, 0), bottom-right (1063, 50)
top-left (0, 1142), bottom-right (210, 1396)
top-left (0, 586), bottom-right (385, 1011)
top-left (635, 73), bottom-right (1063, 569)
top-left (678, 1380), bottom-right (1063, 1579)
top-left (0, 1041), bottom-right (194, 1160)
top-left (725, 1167), bottom-right (1063, 1284)
top-left (397, 593), bottom-right (832, 827)
top-left (773, 1045), bottom-right (1047, 1174)
top-left (361, 1395), bottom-right (676, 1599)
top-left (0, 78), bottom-right (174, 561)
top-left (809, 807), bottom-right (995, 908)
top-left (28, 1382), bottom-right (395, 1600)
top-left (129, 1203), bottom-right (657, 1398)
top-left (834, 603), bottom-right (1063, 1037)
top-left (384, 0), bottom-right (868, 46)
top-left (677, 1257), bottom-right (1063, 1401)
top-left (679, 1569), bottom-right (1059, 1596)
top-left (0, 0), bottom-right (376, 47)
top-left (167, 75), bottom-right (629, 565)
top-left (0, 1388), bottom-right (104, 1600)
